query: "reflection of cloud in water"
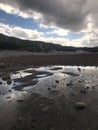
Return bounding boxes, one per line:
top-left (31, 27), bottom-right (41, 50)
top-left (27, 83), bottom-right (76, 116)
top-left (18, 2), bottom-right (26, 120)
top-left (1, 65), bottom-right (98, 101)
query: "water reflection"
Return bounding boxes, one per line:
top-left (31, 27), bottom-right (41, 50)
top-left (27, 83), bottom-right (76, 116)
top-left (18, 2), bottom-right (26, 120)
top-left (0, 65), bottom-right (98, 100)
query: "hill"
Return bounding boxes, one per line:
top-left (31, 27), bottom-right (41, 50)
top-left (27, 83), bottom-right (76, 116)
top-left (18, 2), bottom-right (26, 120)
top-left (0, 33), bottom-right (98, 52)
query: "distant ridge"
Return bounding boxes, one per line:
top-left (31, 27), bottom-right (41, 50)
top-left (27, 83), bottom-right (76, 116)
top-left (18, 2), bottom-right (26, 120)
top-left (0, 33), bottom-right (98, 52)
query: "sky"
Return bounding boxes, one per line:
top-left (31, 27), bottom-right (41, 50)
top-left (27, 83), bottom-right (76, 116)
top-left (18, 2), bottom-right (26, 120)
top-left (0, 0), bottom-right (98, 47)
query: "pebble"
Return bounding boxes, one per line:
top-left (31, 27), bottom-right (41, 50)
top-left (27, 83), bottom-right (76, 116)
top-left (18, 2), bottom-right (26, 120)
top-left (7, 80), bottom-right (12, 85)
top-left (52, 85), bottom-right (57, 89)
top-left (8, 90), bottom-right (12, 92)
top-left (48, 88), bottom-right (51, 91)
top-left (0, 82), bottom-right (2, 85)
top-left (41, 105), bottom-right (51, 112)
top-left (75, 102), bottom-right (86, 110)
top-left (17, 99), bottom-right (24, 102)
top-left (80, 88), bottom-right (87, 94)
top-left (55, 80), bottom-right (59, 84)
top-left (78, 68), bottom-right (81, 72)
top-left (67, 82), bottom-right (73, 87)
top-left (7, 96), bottom-right (11, 99)
top-left (18, 117), bottom-right (23, 121)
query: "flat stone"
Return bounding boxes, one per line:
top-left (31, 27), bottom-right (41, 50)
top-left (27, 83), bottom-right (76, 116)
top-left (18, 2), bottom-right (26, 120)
top-left (17, 99), bottom-right (24, 102)
top-left (41, 105), bottom-right (51, 112)
top-left (7, 96), bottom-right (11, 99)
top-left (75, 102), bottom-right (86, 110)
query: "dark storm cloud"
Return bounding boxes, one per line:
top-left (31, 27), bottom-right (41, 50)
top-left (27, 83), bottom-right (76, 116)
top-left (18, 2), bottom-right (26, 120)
top-left (0, 0), bottom-right (97, 31)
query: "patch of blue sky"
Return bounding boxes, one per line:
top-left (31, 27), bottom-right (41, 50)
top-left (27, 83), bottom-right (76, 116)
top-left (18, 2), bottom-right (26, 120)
top-left (66, 32), bottom-right (85, 41)
top-left (44, 33), bottom-right (64, 38)
top-left (0, 10), bottom-right (57, 33)
top-left (0, 10), bottom-right (38, 29)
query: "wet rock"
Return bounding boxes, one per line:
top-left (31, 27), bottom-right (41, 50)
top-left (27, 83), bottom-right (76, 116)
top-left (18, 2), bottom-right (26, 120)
top-left (7, 96), bottom-right (11, 99)
top-left (18, 117), bottom-right (23, 121)
top-left (50, 128), bottom-right (55, 130)
top-left (39, 104), bottom-right (45, 107)
top-left (80, 88), bottom-right (87, 94)
top-left (0, 81), bottom-right (2, 85)
top-left (75, 102), bottom-right (86, 110)
top-left (71, 92), bottom-right (77, 96)
top-left (67, 82), bottom-right (73, 87)
top-left (17, 99), bottom-right (24, 102)
top-left (8, 90), bottom-right (12, 92)
top-left (2, 74), bottom-right (10, 81)
top-left (48, 88), bottom-right (51, 91)
top-left (55, 80), bottom-right (59, 84)
top-left (50, 67), bottom-right (62, 70)
top-left (92, 86), bottom-right (96, 92)
top-left (62, 72), bottom-right (79, 76)
top-left (41, 105), bottom-right (51, 112)
top-left (86, 86), bottom-right (90, 90)
top-left (52, 85), bottom-right (57, 89)
top-left (13, 83), bottom-right (16, 85)
top-left (0, 63), bottom-right (5, 68)
top-left (7, 80), bottom-right (12, 85)
top-left (78, 68), bottom-right (81, 72)
top-left (78, 80), bottom-right (82, 83)
top-left (31, 123), bottom-right (36, 128)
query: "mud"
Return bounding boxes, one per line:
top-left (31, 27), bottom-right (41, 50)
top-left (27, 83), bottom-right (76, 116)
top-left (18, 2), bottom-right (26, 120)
top-left (0, 65), bottom-right (98, 130)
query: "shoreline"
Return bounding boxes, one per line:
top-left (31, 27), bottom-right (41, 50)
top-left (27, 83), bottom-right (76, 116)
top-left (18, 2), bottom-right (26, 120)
top-left (0, 51), bottom-right (98, 68)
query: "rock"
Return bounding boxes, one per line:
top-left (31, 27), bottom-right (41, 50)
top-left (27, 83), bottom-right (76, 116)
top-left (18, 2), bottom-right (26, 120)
top-left (31, 123), bottom-right (36, 128)
top-left (67, 82), bottom-right (73, 87)
top-left (2, 74), bottom-right (10, 81)
top-left (48, 88), bottom-right (51, 91)
top-left (52, 85), bottom-right (57, 89)
top-left (78, 68), bottom-right (81, 72)
top-left (7, 96), bottom-right (11, 99)
top-left (55, 80), bottom-right (59, 84)
top-left (80, 88), bottom-right (87, 94)
top-left (86, 86), bottom-right (90, 90)
top-left (18, 117), bottom-right (23, 121)
top-left (0, 82), bottom-right (2, 85)
top-left (75, 102), bottom-right (86, 110)
top-left (17, 99), bottom-right (24, 102)
top-left (8, 90), bottom-right (12, 92)
top-left (7, 80), bottom-right (12, 85)
top-left (0, 63), bottom-right (5, 68)
top-left (41, 105), bottom-right (51, 112)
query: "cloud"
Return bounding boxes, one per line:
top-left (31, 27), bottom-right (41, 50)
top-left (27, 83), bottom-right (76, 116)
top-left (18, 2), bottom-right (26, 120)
top-left (46, 28), bottom-right (69, 37)
top-left (0, 23), bottom-right (43, 40)
top-left (1, 22), bottom-right (98, 47)
top-left (0, 0), bottom-right (95, 32)
top-left (0, 3), bottom-right (42, 19)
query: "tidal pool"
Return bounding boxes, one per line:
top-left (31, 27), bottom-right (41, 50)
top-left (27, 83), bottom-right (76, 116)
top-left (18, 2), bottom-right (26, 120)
top-left (0, 65), bottom-right (98, 130)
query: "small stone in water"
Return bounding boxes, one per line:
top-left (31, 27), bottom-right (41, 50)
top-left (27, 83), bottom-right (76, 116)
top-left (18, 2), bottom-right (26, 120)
top-left (17, 99), bottom-right (24, 102)
top-left (75, 102), bottom-right (86, 109)
top-left (7, 80), bottom-right (12, 85)
top-left (55, 80), bottom-right (59, 84)
top-left (0, 82), bottom-right (2, 85)
top-left (80, 88), bottom-right (87, 94)
top-left (48, 88), bottom-right (51, 91)
top-left (8, 90), bottom-right (12, 92)
top-left (7, 96), bottom-right (11, 99)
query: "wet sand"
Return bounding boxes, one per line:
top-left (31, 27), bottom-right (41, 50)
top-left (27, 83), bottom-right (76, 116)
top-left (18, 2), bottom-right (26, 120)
top-left (0, 65), bottom-right (98, 130)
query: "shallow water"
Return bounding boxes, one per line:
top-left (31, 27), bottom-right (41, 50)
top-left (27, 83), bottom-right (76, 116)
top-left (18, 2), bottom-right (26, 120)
top-left (0, 65), bottom-right (98, 99)
top-left (0, 65), bottom-right (98, 130)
